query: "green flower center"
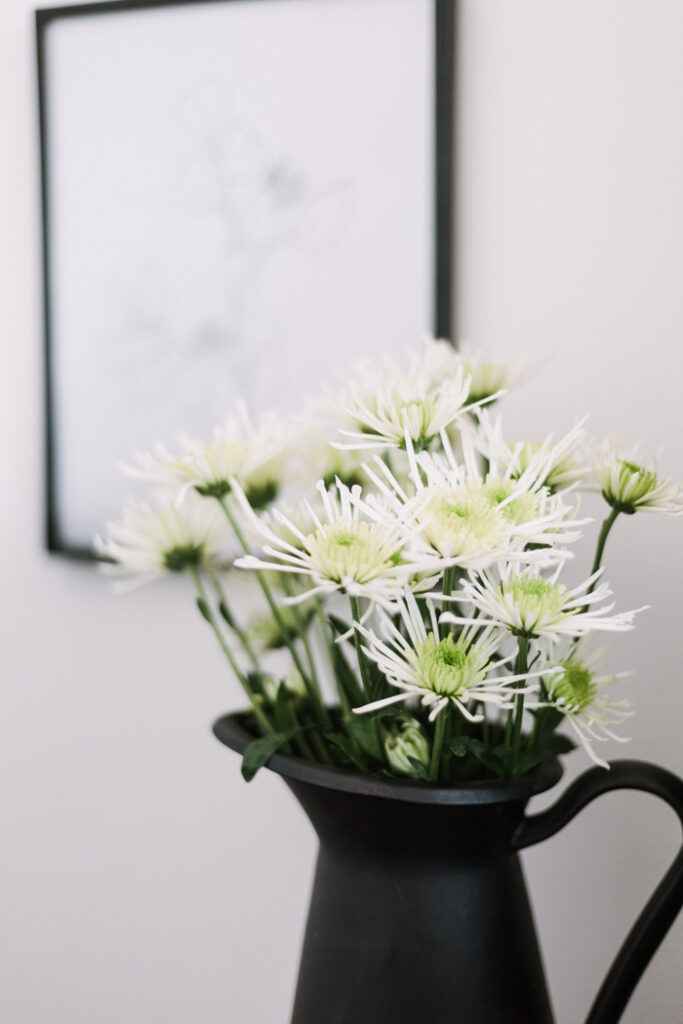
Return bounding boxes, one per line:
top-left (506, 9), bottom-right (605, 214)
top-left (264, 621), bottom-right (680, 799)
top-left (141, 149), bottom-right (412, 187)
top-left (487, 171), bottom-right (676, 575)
top-left (552, 660), bottom-right (598, 712)
top-left (245, 479), bottom-right (279, 510)
top-left (426, 488), bottom-right (507, 556)
top-left (464, 361), bottom-right (506, 403)
top-left (615, 460), bottom-right (659, 503)
top-left (506, 575), bottom-right (569, 634)
top-left (163, 543), bottom-right (204, 572)
top-left (322, 468), bottom-right (365, 490)
top-left (398, 398), bottom-right (436, 449)
top-left (305, 519), bottom-right (400, 583)
top-left (195, 480), bottom-right (231, 498)
top-left (482, 476), bottom-right (540, 524)
top-left (413, 634), bottom-right (486, 697)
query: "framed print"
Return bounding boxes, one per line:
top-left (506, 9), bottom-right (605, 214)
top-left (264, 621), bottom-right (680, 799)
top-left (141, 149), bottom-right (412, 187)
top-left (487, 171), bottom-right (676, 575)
top-left (36, 0), bottom-right (454, 555)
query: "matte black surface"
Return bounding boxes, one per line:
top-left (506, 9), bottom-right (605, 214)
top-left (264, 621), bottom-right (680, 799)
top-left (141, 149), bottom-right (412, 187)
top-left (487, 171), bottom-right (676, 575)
top-left (214, 714), bottom-right (683, 1024)
top-left (215, 714), bottom-right (558, 1024)
top-left (514, 760), bottom-right (683, 1024)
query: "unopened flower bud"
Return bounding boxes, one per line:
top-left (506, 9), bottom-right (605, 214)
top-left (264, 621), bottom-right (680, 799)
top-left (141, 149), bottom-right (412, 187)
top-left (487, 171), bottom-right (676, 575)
top-left (384, 716), bottom-right (430, 776)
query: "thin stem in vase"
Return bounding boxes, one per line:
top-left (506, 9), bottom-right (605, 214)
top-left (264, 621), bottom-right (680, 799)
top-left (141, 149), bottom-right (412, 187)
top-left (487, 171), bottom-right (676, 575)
top-left (509, 634), bottom-right (530, 771)
top-left (210, 573), bottom-right (260, 670)
top-left (349, 595), bottom-right (373, 700)
top-left (428, 708), bottom-right (449, 783)
top-left (587, 506), bottom-right (621, 597)
top-left (217, 494), bottom-right (330, 731)
top-left (188, 566), bottom-right (274, 737)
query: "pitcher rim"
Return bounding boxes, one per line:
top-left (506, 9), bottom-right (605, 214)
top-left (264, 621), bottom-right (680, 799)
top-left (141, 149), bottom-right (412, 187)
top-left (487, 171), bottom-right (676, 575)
top-left (213, 711), bottom-right (564, 805)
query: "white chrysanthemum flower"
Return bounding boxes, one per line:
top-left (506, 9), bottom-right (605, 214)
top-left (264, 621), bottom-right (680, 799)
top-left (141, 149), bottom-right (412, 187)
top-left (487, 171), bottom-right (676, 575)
top-left (592, 439), bottom-right (683, 515)
top-left (477, 474), bottom-right (585, 550)
top-left (233, 479), bottom-right (433, 605)
top-left (123, 407), bottom-right (291, 509)
top-left (363, 442), bottom-right (584, 571)
top-left (543, 645), bottom-right (633, 769)
top-left (478, 412), bottom-right (591, 491)
top-left (440, 565), bottom-right (643, 641)
top-left (353, 592), bottom-right (540, 722)
top-left (384, 715), bottom-right (430, 776)
top-left (420, 338), bottom-right (523, 404)
top-left (94, 491), bottom-right (227, 589)
top-left (419, 485), bottom-right (510, 561)
top-left (333, 362), bottom-right (493, 453)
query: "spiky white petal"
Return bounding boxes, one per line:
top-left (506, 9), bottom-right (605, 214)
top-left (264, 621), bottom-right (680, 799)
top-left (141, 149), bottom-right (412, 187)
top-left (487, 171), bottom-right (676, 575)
top-left (122, 406), bottom-right (291, 508)
top-left (332, 361), bottom-right (498, 453)
top-left (477, 411), bottom-right (591, 491)
top-left (233, 479), bottom-right (437, 605)
top-left (440, 565), bottom-right (644, 641)
top-left (542, 644), bottom-right (633, 768)
top-left (94, 491), bottom-right (227, 589)
top-left (353, 591), bottom-right (544, 722)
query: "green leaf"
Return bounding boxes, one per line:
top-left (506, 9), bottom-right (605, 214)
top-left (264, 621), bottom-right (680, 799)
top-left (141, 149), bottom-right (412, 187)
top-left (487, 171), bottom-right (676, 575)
top-left (241, 728), bottom-right (303, 782)
top-left (345, 713), bottom-right (383, 760)
top-left (543, 731), bottom-right (577, 755)
top-left (329, 639), bottom-right (366, 709)
top-left (273, 682), bottom-right (294, 733)
top-left (196, 596), bottom-right (212, 623)
top-left (448, 735), bottom-right (473, 758)
top-left (531, 707), bottom-right (565, 738)
top-left (510, 748), bottom-right (555, 775)
top-left (328, 614), bottom-right (353, 640)
top-left (324, 732), bottom-right (370, 773)
top-left (406, 756), bottom-right (430, 780)
top-left (469, 739), bottom-right (507, 777)
top-left (217, 599), bottom-right (235, 628)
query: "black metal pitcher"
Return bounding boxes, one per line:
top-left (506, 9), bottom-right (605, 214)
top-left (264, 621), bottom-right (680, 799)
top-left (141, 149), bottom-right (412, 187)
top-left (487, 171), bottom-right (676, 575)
top-left (213, 713), bottom-right (683, 1024)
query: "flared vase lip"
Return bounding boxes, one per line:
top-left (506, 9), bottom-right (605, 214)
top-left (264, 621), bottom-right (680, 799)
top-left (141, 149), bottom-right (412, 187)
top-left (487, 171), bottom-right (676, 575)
top-left (212, 711), bottom-right (564, 806)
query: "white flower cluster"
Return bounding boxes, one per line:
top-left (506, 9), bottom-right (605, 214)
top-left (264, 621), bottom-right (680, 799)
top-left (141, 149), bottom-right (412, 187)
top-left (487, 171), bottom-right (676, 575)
top-left (98, 339), bottom-right (681, 774)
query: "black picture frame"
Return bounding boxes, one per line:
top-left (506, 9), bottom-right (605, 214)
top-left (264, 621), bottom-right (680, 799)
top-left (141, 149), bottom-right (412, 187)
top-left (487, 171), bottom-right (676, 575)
top-left (36, 0), bottom-right (455, 557)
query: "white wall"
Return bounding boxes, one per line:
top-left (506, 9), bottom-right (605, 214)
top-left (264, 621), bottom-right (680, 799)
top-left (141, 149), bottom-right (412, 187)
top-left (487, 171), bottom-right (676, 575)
top-left (1, 2), bottom-right (681, 1023)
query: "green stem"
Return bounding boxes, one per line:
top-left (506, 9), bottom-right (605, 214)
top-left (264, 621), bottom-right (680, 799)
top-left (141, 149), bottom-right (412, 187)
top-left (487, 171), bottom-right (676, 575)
top-left (280, 578), bottom-right (332, 733)
top-left (349, 595), bottom-right (373, 699)
top-left (509, 635), bottom-right (530, 771)
top-left (210, 574), bottom-right (259, 669)
top-left (481, 701), bottom-right (490, 748)
top-left (349, 594), bottom-right (386, 764)
top-left (218, 495), bottom-right (330, 730)
top-left (588, 506), bottom-right (621, 594)
top-left (189, 568), bottom-right (274, 737)
top-left (442, 565), bottom-right (457, 598)
top-left (428, 709), bottom-right (448, 783)
top-left (315, 599), bottom-right (349, 713)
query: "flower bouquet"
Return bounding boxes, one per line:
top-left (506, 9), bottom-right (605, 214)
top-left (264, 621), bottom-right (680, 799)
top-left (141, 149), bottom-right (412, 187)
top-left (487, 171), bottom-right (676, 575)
top-left (96, 340), bottom-right (683, 785)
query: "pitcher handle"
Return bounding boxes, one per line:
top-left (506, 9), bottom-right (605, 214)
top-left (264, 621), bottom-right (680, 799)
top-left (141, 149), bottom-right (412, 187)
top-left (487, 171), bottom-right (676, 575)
top-left (512, 759), bottom-right (683, 1024)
